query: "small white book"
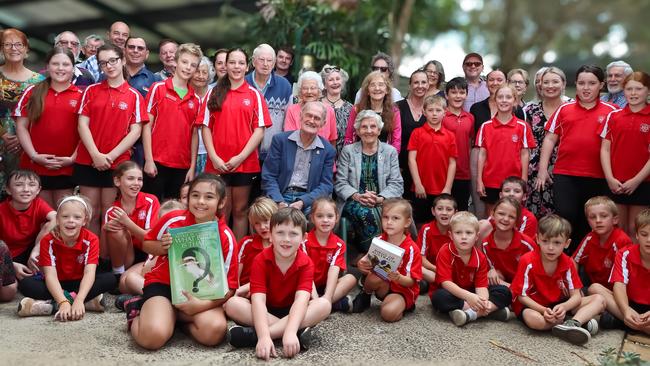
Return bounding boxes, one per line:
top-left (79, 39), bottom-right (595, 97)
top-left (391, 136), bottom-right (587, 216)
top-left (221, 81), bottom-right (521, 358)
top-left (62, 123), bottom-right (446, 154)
top-left (367, 237), bottom-right (405, 280)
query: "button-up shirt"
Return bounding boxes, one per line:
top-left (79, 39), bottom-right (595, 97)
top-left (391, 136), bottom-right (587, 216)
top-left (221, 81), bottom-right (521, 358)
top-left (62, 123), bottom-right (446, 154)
top-left (287, 130), bottom-right (324, 189)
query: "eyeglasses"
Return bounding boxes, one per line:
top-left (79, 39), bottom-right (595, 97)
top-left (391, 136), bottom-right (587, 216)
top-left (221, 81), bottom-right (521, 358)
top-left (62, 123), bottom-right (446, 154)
top-left (464, 62), bottom-right (482, 68)
top-left (372, 66), bottom-right (389, 72)
top-left (509, 80), bottom-right (527, 85)
top-left (98, 57), bottom-right (120, 68)
top-left (3, 42), bottom-right (25, 50)
top-left (57, 40), bottom-right (80, 47)
top-left (127, 44), bottom-right (146, 51)
top-left (323, 66), bottom-right (340, 73)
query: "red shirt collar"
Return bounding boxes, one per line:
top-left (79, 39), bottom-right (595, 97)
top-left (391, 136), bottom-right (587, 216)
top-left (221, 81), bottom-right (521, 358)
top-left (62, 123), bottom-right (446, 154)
top-left (99, 79), bottom-right (129, 93)
top-left (53, 228), bottom-right (90, 250)
top-left (531, 250), bottom-right (572, 276)
top-left (305, 230), bottom-right (341, 250)
top-left (163, 77), bottom-right (196, 101)
top-left (445, 242), bottom-right (481, 269)
top-left (422, 122), bottom-right (445, 134)
top-left (491, 115), bottom-right (518, 128)
top-left (49, 83), bottom-right (79, 94)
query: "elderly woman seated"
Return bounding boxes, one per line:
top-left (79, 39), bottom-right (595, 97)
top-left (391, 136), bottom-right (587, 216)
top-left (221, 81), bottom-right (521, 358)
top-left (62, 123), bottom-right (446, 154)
top-left (335, 110), bottom-right (403, 255)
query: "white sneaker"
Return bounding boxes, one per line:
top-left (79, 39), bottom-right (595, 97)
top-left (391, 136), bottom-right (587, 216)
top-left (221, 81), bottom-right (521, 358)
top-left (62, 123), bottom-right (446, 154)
top-left (17, 298), bottom-right (54, 317)
top-left (584, 318), bottom-right (599, 336)
top-left (449, 309), bottom-right (469, 327)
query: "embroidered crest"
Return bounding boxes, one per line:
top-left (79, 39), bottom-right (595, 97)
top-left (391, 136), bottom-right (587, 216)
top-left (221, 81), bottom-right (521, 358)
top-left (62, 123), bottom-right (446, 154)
top-left (188, 101), bottom-right (195, 109)
top-left (557, 279), bottom-right (570, 298)
top-left (243, 98), bottom-right (251, 106)
top-left (598, 116), bottom-right (605, 123)
top-left (138, 210), bottom-right (146, 220)
top-left (326, 252), bottom-right (333, 264)
top-left (604, 257), bottom-right (613, 269)
top-left (77, 253), bottom-right (85, 264)
top-left (511, 134), bottom-right (519, 143)
top-left (118, 101), bottom-right (128, 110)
top-left (640, 123), bottom-right (649, 133)
top-left (69, 99), bottom-right (78, 108)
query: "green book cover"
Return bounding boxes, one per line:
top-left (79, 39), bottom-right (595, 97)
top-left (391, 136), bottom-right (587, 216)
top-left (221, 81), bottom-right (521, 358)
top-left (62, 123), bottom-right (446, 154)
top-left (168, 221), bottom-right (228, 305)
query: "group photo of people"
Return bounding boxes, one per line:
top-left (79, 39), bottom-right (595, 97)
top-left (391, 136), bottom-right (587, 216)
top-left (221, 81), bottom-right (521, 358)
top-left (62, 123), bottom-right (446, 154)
top-left (0, 18), bottom-right (649, 361)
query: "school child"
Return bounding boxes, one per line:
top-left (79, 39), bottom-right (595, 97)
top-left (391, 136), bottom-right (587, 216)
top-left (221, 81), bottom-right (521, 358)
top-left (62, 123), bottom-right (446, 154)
top-left (0, 241), bottom-right (17, 302)
top-left (481, 197), bottom-right (535, 287)
top-left (511, 214), bottom-right (605, 345)
top-left (75, 44), bottom-right (147, 234)
top-left (352, 199), bottom-right (422, 322)
top-left (304, 197), bottom-right (357, 311)
top-left (17, 195), bottom-right (117, 320)
top-left (14, 47), bottom-right (82, 208)
top-left (604, 209), bottom-right (650, 333)
top-left (0, 170), bottom-right (56, 284)
top-left (179, 182), bottom-right (190, 204)
top-left (500, 176), bottom-right (537, 239)
top-left (224, 208), bottom-right (331, 360)
top-left (129, 173), bottom-right (238, 350)
top-left (418, 194), bottom-right (456, 293)
top-left (408, 95), bottom-right (457, 224)
top-left (236, 196), bottom-right (277, 297)
top-left (600, 71), bottom-right (650, 237)
top-left (143, 43), bottom-right (203, 200)
top-left (104, 161), bottom-right (160, 280)
top-left (431, 211), bottom-right (512, 326)
top-left (442, 77), bottom-right (475, 211)
top-left (476, 85), bottom-right (535, 216)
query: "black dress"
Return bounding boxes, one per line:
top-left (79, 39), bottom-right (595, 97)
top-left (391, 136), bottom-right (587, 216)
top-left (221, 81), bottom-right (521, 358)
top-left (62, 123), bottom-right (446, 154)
top-left (396, 98), bottom-right (426, 198)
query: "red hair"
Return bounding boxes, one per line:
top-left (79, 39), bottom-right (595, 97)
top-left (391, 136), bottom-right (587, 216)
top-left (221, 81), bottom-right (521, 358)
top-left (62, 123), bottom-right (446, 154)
top-left (1, 28), bottom-right (29, 49)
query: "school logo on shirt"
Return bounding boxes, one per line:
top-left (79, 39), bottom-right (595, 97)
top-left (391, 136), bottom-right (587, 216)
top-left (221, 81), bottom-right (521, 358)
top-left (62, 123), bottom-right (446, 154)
top-left (77, 253), bottom-right (85, 264)
top-left (327, 252), bottom-right (334, 264)
top-left (138, 210), bottom-right (146, 220)
top-left (557, 279), bottom-right (570, 298)
top-left (598, 116), bottom-right (605, 123)
top-left (640, 123), bottom-right (649, 133)
top-left (603, 257), bottom-right (613, 269)
top-left (242, 98), bottom-right (251, 106)
top-left (188, 101), bottom-right (195, 109)
top-left (511, 134), bottom-right (519, 143)
top-left (69, 99), bottom-right (78, 108)
top-left (118, 101), bottom-right (128, 110)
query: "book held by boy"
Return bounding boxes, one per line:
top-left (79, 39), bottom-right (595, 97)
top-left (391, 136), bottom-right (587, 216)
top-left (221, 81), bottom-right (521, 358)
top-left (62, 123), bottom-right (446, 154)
top-left (367, 237), bottom-right (405, 280)
top-left (168, 221), bottom-right (228, 305)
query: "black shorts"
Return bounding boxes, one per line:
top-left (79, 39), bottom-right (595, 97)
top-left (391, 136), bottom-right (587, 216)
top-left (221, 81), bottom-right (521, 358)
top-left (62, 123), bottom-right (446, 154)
top-left (220, 172), bottom-right (258, 187)
top-left (630, 300), bottom-right (650, 314)
top-left (142, 282), bottom-right (172, 303)
top-left (517, 300), bottom-right (563, 322)
top-left (611, 182), bottom-right (650, 206)
top-left (12, 249), bottom-right (31, 266)
top-left (40, 175), bottom-right (76, 190)
top-left (480, 187), bottom-right (500, 204)
top-left (268, 305), bottom-right (291, 319)
top-left (73, 163), bottom-right (114, 188)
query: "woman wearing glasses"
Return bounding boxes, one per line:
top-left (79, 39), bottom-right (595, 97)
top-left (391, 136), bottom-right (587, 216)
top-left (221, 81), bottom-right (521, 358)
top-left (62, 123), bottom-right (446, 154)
top-left (507, 69), bottom-right (530, 116)
top-left (75, 44), bottom-right (147, 235)
top-left (423, 60), bottom-right (446, 97)
top-left (0, 29), bottom-right (45, 194)
top-left (354, 52), bottom-right (403, 104)
top-left (320, 64), bottom-right (353, 156)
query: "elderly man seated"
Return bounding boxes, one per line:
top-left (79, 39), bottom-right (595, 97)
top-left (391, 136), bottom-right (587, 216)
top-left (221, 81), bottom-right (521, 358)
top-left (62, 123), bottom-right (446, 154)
top-left (262, 101), bottom-right (335, 213)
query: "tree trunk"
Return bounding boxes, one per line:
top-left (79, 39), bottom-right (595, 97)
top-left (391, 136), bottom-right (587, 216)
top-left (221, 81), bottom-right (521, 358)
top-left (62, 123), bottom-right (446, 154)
top-left (389, 0), bottom-right (415, 87)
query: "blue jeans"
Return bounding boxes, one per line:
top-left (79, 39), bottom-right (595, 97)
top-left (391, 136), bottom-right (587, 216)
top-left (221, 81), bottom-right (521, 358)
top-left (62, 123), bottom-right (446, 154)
top-left (282, 190), bottom-right (311, 215)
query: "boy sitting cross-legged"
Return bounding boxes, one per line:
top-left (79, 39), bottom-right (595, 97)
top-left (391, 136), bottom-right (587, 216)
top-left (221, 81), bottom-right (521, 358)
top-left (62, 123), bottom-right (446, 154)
top-left (224, 207), bottom-right (331, 361)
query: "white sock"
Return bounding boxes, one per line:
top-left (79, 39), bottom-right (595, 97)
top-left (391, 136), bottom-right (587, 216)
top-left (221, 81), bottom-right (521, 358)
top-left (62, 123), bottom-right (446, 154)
top-left (465, 309), bottom-right (477, 321)
top-left (112, 266), bottom-right (125, 275)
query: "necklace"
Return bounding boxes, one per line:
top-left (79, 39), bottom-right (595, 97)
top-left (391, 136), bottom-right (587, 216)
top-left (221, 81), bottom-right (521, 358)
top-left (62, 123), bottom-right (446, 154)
top-left (325, 95), bottom-right (341, 106)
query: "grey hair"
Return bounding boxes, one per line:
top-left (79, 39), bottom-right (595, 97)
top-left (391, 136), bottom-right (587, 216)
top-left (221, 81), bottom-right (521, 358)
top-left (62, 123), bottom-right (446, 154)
top-left (54, 31), bottom-right (81, 60)
top-left (83, 34), bottom-right (104, 46)
top-left (320, 64), bottom-right (349, 84)
top-left (370, 52), bottom-right (395, 77)
top-left (301, 101), bottom-right (327, 123)
top-left (198, 56), bottom-right (216, 82)
top-left (606, 60), bottom-right (633, 76)
top-left (252, 43), bottom-right (275, 61)
top-left (296, 71), bottom-right (324, 96)
top-left (354, 109), bottom-right (384, 131)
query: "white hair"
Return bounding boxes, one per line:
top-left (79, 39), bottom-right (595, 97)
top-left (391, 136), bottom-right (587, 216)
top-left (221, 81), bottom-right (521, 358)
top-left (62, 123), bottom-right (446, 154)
top-left (354, 109), bottom-right (384, 131)
top-left (301, 101), bottom-right (327, 123)
top-left (252, 43), bottom-right (275, 60)
top-left (83, 34), bottom-right (104, 46)
top-left (54, 31), bottom-right (81, 60)
top-left (198, 56), bottom-right (216, 82)
top-left (296, 71), bottom-right (324, 96)
top-left (606, 60), bottom-right (633, 76)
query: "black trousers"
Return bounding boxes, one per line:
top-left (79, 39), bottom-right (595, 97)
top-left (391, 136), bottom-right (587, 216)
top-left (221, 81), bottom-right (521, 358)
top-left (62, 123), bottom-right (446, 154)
top-left (18, 272), bottom-right (117, 301)
top-left (431, 285), bottom-right (512, 312)
top-left (451, 179), bottom-right (471, 211)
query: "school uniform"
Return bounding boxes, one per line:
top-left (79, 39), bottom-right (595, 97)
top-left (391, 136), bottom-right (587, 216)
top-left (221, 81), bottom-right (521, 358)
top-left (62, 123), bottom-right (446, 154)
top-left (237, 234), bottom-right (265, 286)
top-left (142, 210), bottom-right (238, 302)
top-left (431, 243), bottom-right (511, 312)
top-left (0, 197), bottom-right (53, 260)
top-left (302, 230), bottom-right (346, 290)
top-left (609, 245), bottom-right (650, 311)
top-left (511, 250), bottom-right (582, 316)
top-left (481, 230), bottom-right (535, 283)
top-left (475, 116), bottom-right (535, 202)
top-left (418, 220), bottom-right (451, 281)
top-left (599, 105), bottom-right (650, 205)
top-left (375, 233), bottom-right (422, 310)
top-left (74, 80), bottom-right (148, 187)
top-left (520, 207), bottom-right (538, 240)
top-left (144, 79), bottom-right (202, 199)
top-left (13, 84), bottom-right (82, 189)
top-left (249, 246), bottom-right (314, 318)
top-left (573, 227), bottom-right (633, 289)
top-left (442, 110), bottom-right (475, 210)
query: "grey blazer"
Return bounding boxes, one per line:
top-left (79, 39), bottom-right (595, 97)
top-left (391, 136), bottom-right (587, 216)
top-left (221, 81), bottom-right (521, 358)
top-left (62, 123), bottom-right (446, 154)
top-left (335, 141), bottom-right (404, 207)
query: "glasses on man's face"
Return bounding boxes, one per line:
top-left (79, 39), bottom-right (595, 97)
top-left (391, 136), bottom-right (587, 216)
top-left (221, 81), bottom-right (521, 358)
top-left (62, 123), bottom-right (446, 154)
top-left (324, 66), bottom-right (340, 73)
top-left (98, 57), bottom-right (120, 68)
top-left (372, 66), bottom-right (389, 73)
top-left (464, 62), bottom-right (482, 68)
top-left (510, 80), bottom-right (526, 86)
top-left (3, 42), bottom-right (25, 50)
top-left (57, 40), bottom-right (80, 48)
top-left (127, 44), bottom-right (146, 52)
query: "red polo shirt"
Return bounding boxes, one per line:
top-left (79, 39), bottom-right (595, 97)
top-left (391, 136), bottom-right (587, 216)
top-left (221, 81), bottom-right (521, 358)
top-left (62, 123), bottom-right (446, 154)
top-left (376, 233), bottom-right (422, 309)
top-left (435, 243), bottom-right (489, 291)
top-left (610, 244), bottom-right (650, 305)
top-left (39, 228), bottom-right (99, 281)
top-left (303, 230), bottom-right (347, 287)
top-left (573, 227), bottom-right (632, 289)
top-left (0, 198), bottom-right (54, 258)
top-left (407, 123), bottom-right (458, 195)
top-left (545, 99), bottom-right (618, 178)
top-left (442, 110), bottom-right (474, 180)
top-left (13, 84), bottom-right (82, 176)
top-left (481, 230), bottom-right (536, 283)
top-left (104, 192), bottom-right (160, 249)
top-left (511, 251), bottom-right (582, 315)
top-left (249, 246), bottom-right (314, 308)
top-left (418, 220), bottom-right (451, 266)
top-left (195, 82), bottom-right (272, 174)
top-left (143, 210), bottom-right (238, 289)
top-left (599, 105), bottom-right (650, 182)
top-left (237, 234), bottom-right (266, 285)
top-left (476, 116), bottom-right (535, 188)
top-left (76, 80), bottom-right (148, 168)
top-left (145, 78), bottom-right (201, 169)
top-left (519, 208), bottom-right (538, 240)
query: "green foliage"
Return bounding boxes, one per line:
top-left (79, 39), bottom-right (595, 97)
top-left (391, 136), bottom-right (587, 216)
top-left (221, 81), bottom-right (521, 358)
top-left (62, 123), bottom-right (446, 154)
top-left (598, 347), bottom-right (650, 366)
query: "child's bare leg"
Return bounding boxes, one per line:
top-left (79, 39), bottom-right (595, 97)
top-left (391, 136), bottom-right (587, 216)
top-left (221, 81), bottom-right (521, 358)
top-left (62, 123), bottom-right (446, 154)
top-left (572, 294), bottom-right (606, 324)
top-left (588, 283), bottom-right (623, 319)
top-left (180, 307), bottom-right (227, 346)
top-left (267, 298), bottom-right (331, 339)
top-left (331, 274), bottom-right (357, 302)
top-left (119, 263), bottom-right (145, 295)
top-left (0, 282), bottom-right (17, 302)
top-left (131, 296), bottom-right (176, 350)
top-left (522, 308), bottom-right (554, 330)
top-left (363, 273), bottom-right (389, 297)
top-left (106, 230), bottom-right (129, 271)
top-left (223, 296), bottom-right (254, 326)
top-left (380, 294), bottom-right (406, 322)
top-left (422, 268), bottom-right (436, 283)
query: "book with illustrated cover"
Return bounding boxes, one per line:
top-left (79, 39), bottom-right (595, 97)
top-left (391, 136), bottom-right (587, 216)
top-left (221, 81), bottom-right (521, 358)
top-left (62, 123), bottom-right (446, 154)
top-left (168, 221), bottom-right (227, 305)
top-left (367, 237), bottom-right (405, 280)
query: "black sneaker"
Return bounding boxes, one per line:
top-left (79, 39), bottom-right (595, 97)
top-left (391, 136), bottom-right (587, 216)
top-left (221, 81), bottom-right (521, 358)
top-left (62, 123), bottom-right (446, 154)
top-left (298, 327), bottom-right (313, 350)
top-left (552, 319), bottom-right (591, 345)
top-left (486, 307), bottom-right (511, 322)
top-left (332, 295), bottom-right (352, 313)
top-left (228, 325), bottom-right (258, 348)
top-left (351, 292), bottom-right (371, 313)
top-left (599, 311), bottom-right (625, 330)
top-left (419, 280), bottom-right (429, 295)
top-left (115, 294), bottom-right (136, 312)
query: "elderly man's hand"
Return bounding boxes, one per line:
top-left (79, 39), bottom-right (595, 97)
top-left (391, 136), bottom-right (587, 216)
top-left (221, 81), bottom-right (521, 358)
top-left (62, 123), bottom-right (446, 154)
top-left (289, 200), bottom-right (304, 210)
